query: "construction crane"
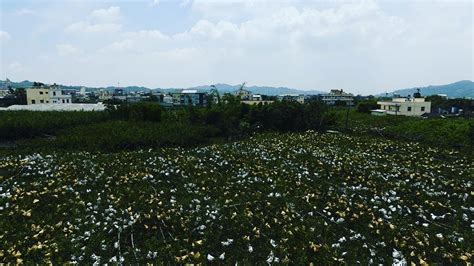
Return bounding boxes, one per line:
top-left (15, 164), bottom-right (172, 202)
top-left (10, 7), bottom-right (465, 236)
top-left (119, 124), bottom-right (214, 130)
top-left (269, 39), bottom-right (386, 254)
top-left (235, 82), bottom-right (249, 100)
top-left (238, 82), bottom-right (247, 94)
top-left (210, 85), bottom-right (221, 104)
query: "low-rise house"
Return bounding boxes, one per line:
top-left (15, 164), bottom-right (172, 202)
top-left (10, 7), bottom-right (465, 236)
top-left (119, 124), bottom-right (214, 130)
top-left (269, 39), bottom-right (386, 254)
top-left (97, 90), bottom-right (113, 101)
top-left (0, 89), bottom-right (9, 97)
top-left (50, 85), bottom-right (72, 104)
top-left (161, 95), bottom-right (174, 107)
top-left (375, 96), bottom-right (431, 116)
top-left (251, 94), bottom-right (263, 101)
top-left (277, 94), bottom-right (305, 104)
top-left (241, 100), bottom-right (274, 105)
top-left (27, 84), bottom-right (72, 105)
top-left (321, 89), bottom-right (354, 105)
top-left (26, 87), bottom-right (50, 104)
top-left (171, 90), bottom-right (207, 106)
top-left (126, 95), bottom-right (144, 103)
top-left (234, 88), bottom-right (252, 100)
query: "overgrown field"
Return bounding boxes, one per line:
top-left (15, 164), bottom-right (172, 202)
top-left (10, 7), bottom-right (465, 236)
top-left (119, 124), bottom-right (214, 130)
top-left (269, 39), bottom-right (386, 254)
top-left (332, 109), bottom-right (474, 148)
top-left (0, 132), bottom-right (472, 263)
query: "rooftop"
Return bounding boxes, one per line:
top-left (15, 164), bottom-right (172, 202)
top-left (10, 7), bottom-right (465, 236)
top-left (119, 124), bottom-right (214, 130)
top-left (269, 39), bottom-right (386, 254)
top-left (0, 103), bottom-right (106, 112)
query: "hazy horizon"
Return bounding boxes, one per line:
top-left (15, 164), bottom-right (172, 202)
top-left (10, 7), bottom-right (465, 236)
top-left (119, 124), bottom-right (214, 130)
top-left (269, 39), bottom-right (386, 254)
top-left (1, 0), bottom-right (473, 95)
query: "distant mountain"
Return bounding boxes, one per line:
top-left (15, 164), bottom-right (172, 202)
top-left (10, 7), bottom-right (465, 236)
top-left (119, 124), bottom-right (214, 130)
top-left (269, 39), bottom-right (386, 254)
top-left (188, 83), bottom-right (326, 95)
top-left (0, 80), bottom-right (325, 95)
top-left (0, 80), bottom-right (34, 89)
top-left (0, 80), bottom-right (151, 93)
top-left (4, 79), bottom-right (471, 98)
top-left (380, 80), bottom-right (474, 98)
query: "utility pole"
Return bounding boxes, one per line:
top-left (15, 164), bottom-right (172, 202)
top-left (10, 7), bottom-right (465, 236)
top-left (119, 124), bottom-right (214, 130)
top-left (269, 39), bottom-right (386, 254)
top-left (344, 100), bottom-right (351, 131)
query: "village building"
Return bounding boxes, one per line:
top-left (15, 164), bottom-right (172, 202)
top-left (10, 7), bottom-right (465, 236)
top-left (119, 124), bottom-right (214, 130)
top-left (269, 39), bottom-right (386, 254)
top-left (26, 87), bottom-right (50, 104)
top-left (373, 95), bottom-right (431, 117)
top-left (50, 85), bottom-right (72, 104)
top-left (171, 90), bottom-right (207, 106)
top-left (26, 84), bottom-right (72, 105)
top-left (234, 88), bottom-right (252, 100)
top-left (321, 89), bottom-right (354, 105)
top-left (277, 94), bottom-right (305, 104)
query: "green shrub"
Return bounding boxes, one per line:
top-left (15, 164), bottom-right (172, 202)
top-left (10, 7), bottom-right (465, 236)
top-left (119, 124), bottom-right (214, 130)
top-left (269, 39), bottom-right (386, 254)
top-left (21, 121), bottom-right (221, 151)
top-left (0, 111), bottom-right (108, 140)
top-left (356, 100), bottom-right (378, 113)
top-left (107, 102), bottom-right (162, 122)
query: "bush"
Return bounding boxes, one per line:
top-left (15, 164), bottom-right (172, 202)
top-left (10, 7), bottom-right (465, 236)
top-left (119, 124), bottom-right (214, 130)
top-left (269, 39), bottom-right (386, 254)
top-left (356, 100), bottom-right (378, 113)
top-left (383, 118), bottom-right (472, 147)
top-left (468, 124), bottom-right (474, 144)
top-left (21, 121), bottom-right (221, 151)
top-left (0, 111), bottom-right (108, 140)
top-left (4, 101), bottom-right (335, 152)
top-left (107, 103), bottom-right (162, 122)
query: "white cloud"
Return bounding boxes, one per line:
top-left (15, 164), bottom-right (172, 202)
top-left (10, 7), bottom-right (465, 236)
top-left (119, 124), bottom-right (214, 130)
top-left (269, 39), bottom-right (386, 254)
top-left (156, 47), bottom-right (198, 61)
top-left (100, 39), bottom-right (135, 52)
top-left (122, 30), bottom-right (169, 40)
top-left (180, 0), bottom-right (191, 7)
top-left (65, 21), bottom-right (121, 33)
top-left (3, 1), bottom-right (472, 93)
top-left (150, 0), bottom-right (160, 7)
top-left (0, 31), bottom-right (11, 41)
top-left (56, 44), bottom-right (81, 56)
top-left (91, 6), bottom-right (121, 21)
top-left (8, 62), bottom-right (23, 71)
top-left (65, 6), bottom-right (122, 34)
top-left (16, 8), bottom-right (36, 15)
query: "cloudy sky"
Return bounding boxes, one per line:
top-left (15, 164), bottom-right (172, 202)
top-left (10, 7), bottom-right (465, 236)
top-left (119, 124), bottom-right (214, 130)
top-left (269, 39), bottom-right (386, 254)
top-left (0, 0), bottom-right (472, 94)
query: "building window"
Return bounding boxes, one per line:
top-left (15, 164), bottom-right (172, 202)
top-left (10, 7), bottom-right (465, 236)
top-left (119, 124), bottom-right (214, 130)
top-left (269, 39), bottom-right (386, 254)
top-left (31, 100), bottom-right (36, 104)
top-left (62, 99), bottom-right (65, 103)
top-left (67, 99), bottom-right (70, 103)
top-left (40, 100), bottom-right (44, 103)
top-left (53, 91), bottom-right (56, 96)
top-left (46, 101), bottom-right (49, 103)
top-left (39, 91), bottom-right (43, 95)
top-left (407, 107), bottom-right (412, 112)
top-left (421, 107), bottom-right (425, 112)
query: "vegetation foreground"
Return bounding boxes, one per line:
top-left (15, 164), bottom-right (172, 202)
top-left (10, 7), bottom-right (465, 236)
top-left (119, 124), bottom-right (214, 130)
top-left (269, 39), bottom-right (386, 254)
top-left (0, 132), bottom-right (472, 263)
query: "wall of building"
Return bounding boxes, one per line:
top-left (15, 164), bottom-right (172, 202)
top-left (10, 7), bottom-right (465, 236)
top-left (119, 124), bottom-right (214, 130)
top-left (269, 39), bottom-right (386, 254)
top-left (50, 89), bottom-right (72, 104)
top-left (26, 89), bottom-right (50, 104)
top-left (378, 101), bottom-right (431, 116)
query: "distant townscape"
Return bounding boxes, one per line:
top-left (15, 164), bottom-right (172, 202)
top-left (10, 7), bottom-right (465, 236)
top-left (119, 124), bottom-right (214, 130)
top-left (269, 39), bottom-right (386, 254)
top-left (0, 79), bottom-right (473, 117)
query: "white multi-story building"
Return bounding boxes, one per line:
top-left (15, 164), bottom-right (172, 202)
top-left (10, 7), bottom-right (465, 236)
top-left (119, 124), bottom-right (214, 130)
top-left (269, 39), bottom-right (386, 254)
top-left (277, 94), bottom-right (305, 104)
top-left (26, 85), bottom-right (72, 105)
top-left (50, 87), bottom-right (72, 104)
top-left (26, 87), bottom-right (50, 104)
top-left (373, 97), bottom-right (431, 116)
top-left (321, 89), bottom-right (354, 105)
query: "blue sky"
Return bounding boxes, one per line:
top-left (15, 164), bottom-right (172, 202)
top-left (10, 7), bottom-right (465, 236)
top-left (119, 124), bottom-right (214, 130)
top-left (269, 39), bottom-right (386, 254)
top-left (0, 0), bottom-right (472, 94)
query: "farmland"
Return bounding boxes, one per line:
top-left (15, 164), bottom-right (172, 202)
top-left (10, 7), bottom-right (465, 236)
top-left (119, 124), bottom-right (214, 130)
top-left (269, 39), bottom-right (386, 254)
top-left (0, 132), bottom-right (472, 263)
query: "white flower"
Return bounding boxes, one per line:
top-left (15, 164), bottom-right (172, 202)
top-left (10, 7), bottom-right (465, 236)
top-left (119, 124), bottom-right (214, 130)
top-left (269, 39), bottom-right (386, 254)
top-left (266, 251), bottom-right (275, 263)
top-left (270, 239), bottom-right (277, 247)
top-left (221, 238), bottom-right (234, 246)
top-left (207, 254), bottom-right (215, 261)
